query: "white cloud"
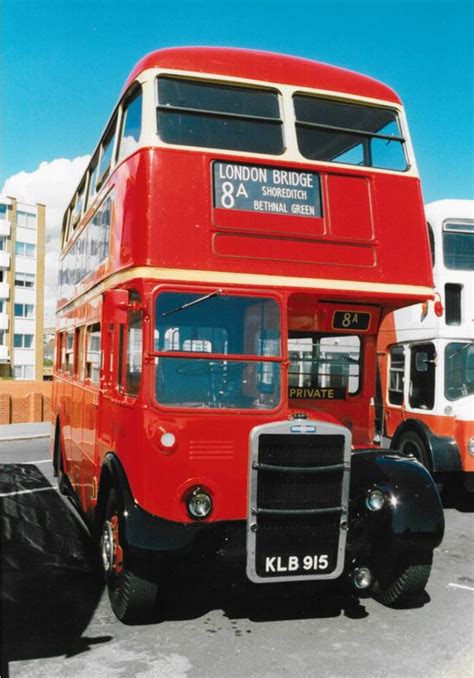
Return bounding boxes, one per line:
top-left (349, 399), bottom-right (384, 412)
top-left (1, 156), bottom-right (90, 325)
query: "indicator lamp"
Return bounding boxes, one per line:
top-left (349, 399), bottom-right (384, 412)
top-left (160, 432), bottom-right (176, 449)
top-left (353, 566), bottom-right (373, 590)
top-left (468, 438), bottom-right (474, 457)
top-left (433, 293), bottom-right (444, 317)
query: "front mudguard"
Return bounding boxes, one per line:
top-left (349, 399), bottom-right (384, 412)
top-left (347, 450), bottom-right (444, 570)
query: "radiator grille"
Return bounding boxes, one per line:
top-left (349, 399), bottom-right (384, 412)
top-left (259, 434), bottom-right (344, 466)
top-left (251, 429), bottom-right (347, 580)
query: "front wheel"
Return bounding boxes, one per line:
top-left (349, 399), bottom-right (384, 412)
top-left (373, 562), bottom-right (432, 607)
top-left (100, 490), bottom-right (158, 623)
top-left (397, 430), bottom-right (431, 469)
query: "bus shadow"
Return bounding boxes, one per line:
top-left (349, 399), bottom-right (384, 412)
top-left (441, 485), bottom-right (474, 512)
top-left (156, 563), bottom-right (371, 625)
top-left (0, 463), bottom-right (110, 676)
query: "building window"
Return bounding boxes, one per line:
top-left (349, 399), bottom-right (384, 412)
top-left (0, 236), bottom-right (6, 251)
top-left (15, 272), bottom-right (35, 288)
top-left (15, 241), bottom-right (36, 257)
top-left (14, 334), bottom-right (34, 348)
top-left (0, 203), bottom-right (7, 216)
top-left (14, 303), bottom-right (35, 318)
top-left (16, 210), bottom-right (36, 229)
top-left (14, 365), bottom-right (34, 379)
top-left (0, 330), bottom-right (4, 344)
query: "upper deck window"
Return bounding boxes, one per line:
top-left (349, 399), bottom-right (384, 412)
top-left (86, 156), bottom-right (99, 208)
top-left (294, 95), bottom-right (408, 171)
top-left (117, 85), bottom-right (143, 162)
top-left (443, 221), bottom-right (474, 271)
top-left (71, 181), bottom-right (86, 229)
top-left (156, 76), bottom-right (284, 155)
top-left (97, 117), bottom-right (117, 189)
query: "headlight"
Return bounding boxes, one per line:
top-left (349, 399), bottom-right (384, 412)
top-left (468, 438), bottom-right (474, 457)
top-left (187, 487), bottom-right (213, 519)
top-left (366, 488), bottom-right (386, 512)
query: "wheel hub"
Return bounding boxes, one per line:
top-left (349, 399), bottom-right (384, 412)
top-left (101, 520), bottom-right (115, 573)
top-left (101, 515), bottom-right (124, 574)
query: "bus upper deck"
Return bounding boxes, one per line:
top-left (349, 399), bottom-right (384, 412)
top-left (58, 47), bottom-right (433, 312)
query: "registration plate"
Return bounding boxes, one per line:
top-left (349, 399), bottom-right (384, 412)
top-left (264, 553), bottom-right (330, 574)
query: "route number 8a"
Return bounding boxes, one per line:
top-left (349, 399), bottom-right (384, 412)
top-left (221, 181), bottom-right (235, 209)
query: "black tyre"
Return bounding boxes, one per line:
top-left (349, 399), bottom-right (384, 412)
top-left (100, 489), bottom-right (158, 624)
top-left (373, 562), bottom-right (432, 606)
top-left (398, 430), bottom-right (431, 469)
top-left (54, 424), bottom-right (71, 496)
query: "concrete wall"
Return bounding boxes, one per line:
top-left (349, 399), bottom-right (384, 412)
top-left (0, 380), bottom-right (51, 424)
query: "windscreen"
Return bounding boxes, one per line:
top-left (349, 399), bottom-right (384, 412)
top-left (154, 292), bottom-right (281, 409)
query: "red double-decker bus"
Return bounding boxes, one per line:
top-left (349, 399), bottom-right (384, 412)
top-left (52, 47), bottom-right (444, 622)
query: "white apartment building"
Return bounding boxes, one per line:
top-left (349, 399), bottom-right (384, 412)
top-left (0, 197), bottom-right (45, 379)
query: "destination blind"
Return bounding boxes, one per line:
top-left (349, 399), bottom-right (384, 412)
top-left (213, 161), bottom-right (322, 218)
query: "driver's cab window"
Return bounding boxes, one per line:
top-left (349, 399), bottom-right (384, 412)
top-left (288, 334), bottom-right (361, 395)
top-left (409, 343), bottom-right (435, 410)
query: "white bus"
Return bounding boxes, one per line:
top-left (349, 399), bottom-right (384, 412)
top-left (376, 200), bottom-right (474, 492)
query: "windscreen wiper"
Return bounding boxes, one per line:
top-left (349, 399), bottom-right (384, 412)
top-left (161, 289), bottom-right (222, 317)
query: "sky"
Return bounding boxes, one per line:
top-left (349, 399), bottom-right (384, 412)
top-left (1, 0), bottom-right (473, 321)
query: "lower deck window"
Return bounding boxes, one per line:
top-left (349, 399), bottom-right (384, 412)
top-left (288, 334), bottom-right (361, 395)
top-left (388, 345), bottom-right (405, 405)
top-left (445, 342), bottom-right (474, 401)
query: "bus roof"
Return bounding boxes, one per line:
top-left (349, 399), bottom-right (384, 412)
top-left (123, 46), bottom-right (402, 104)
top-left (426, 199), bottom-right (474, 224)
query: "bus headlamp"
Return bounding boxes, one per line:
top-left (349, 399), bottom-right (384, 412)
top-left (468, 438), bottom-right (474, 457)
top-left (187, 487), bottom-right (213, 519)
top-left (366, 488), bottom-right (386, 512)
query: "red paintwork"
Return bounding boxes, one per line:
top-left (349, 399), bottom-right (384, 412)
top-left (52, 48), bottom-right (433, 525)
top-left (122, 47), bottom-right (401, 104)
